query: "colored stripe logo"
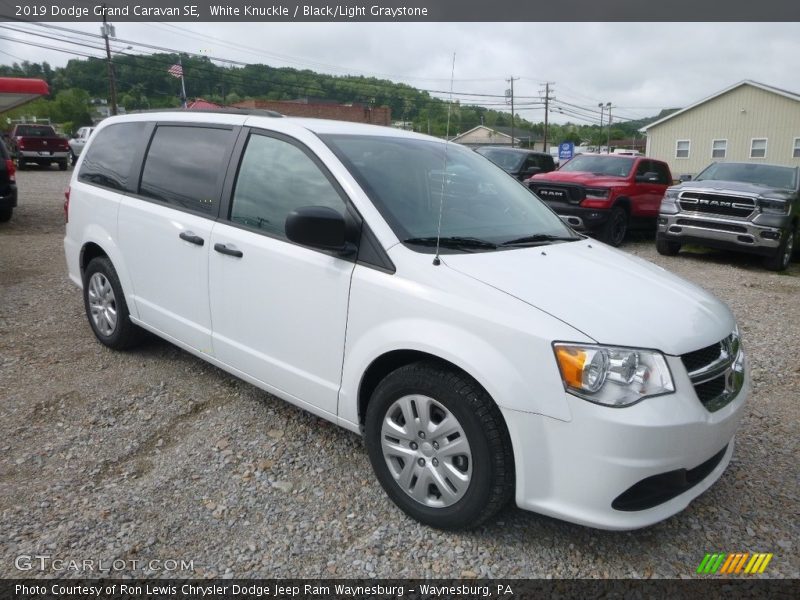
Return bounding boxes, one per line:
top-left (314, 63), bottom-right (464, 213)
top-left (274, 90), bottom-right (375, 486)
top-left (697, 552), bottom-right (773, 574)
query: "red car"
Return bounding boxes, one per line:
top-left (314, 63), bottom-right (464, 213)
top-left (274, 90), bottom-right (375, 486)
top-left (526, 154), bottom-right (673, 246)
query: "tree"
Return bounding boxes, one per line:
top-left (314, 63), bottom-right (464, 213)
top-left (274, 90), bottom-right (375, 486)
top-left (50, 89), bottom-right (92, 131)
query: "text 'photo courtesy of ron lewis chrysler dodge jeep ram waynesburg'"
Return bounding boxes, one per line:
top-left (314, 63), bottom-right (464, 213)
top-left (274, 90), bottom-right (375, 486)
top-left (63, 111), bottom-right (751, 530)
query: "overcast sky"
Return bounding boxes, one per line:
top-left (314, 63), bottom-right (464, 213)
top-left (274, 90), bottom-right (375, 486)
top-left (1, 22), bottom-right (799, 125)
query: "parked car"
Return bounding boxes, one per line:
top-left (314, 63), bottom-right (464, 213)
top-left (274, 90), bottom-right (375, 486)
top-left (526, 154), bottom-right (673, 246)
top-left (8, 123), bottom-right (70, 170)
top-left (64, 112), bottom-right (748, 530)
top-left (68, 126), bottom-right (95, 164)
top-left (657, 162), bottom-right (799, 271)
top-left (474, 146), bottom-right (556, 180)
top-left (0, 138), bottom-right (18, 222)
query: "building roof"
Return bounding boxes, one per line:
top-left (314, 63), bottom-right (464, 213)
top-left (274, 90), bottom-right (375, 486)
top-left (187, 98), bottom-right (224, 110)
top-left (0, 77), bottom-right (49, 112)
top-left (450, 125), bottom-right (516, 143)
top-left (640, 80), bottom-right (800, 132)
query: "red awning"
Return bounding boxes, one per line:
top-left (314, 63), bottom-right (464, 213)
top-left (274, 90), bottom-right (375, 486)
top-left (0, 77), bottom-right (50, 112)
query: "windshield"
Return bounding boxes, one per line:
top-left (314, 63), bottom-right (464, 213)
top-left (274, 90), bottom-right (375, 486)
top-left (322, 134), bottom-right (575, 250)
top-left (15, 125), bottom-right (56, 137)
top-left (695, 162), bottom-right (798, 190)
top-left (559, 155), bottom-right (634, 177)
top-left (474, 147), bottom-right (525, 172)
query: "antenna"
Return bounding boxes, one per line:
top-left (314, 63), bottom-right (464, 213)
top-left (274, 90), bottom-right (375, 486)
top-left (433, 52), bottom-right (456, 267)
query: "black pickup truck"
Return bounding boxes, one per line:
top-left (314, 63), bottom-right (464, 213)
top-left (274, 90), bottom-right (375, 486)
top-left (0, 138), bottom-right (18, 221)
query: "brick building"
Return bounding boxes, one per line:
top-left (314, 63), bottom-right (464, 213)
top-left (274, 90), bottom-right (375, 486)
top-left (231, 98), bottom-right (391, 125)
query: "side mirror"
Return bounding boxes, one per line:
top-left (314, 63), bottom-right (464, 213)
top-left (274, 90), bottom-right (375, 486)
top-left (523, 166), bottom-right (542, 177)
top-left (285, 206), bottom-right (353, 254)
top-left (635, 171), bottom-right (660, 183)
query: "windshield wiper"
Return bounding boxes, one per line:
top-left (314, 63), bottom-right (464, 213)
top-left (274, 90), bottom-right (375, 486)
top-left (500, 233), bottom-right (580, 247)
top-left (403, 236), bottom-right (498, 250)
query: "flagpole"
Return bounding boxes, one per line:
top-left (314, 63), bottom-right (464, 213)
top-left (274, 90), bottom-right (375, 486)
top-left (179, 57), bottom-right (187, 108)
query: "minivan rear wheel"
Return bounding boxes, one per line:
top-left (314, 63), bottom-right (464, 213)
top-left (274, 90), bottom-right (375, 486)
top-left (365, 362), bottom-right (514, 530)
top-left (83, 257), bottom-right (143, 349)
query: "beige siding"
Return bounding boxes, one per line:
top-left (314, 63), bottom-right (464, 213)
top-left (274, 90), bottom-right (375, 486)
top-left (645, 84), bottom-right (800, 177)
top-left (454, 127), bottom-right (514, 146)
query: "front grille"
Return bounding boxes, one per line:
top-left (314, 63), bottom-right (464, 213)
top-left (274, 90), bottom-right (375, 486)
top-left (678, 191), bottom-right (755, 218)
top-left (675, 218), bottom-right (748, 233)
top-left (681, 332), bottom-right (744, 412)
top-left (681, 342), bottom-right (722, 373)
top-left (529, 183), bottom-right (584, 203)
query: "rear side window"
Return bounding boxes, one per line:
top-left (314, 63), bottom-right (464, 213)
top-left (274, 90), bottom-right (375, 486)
top-left (139, 125), bottom-right (233, 214)
top-left (78, 122), bottom-right (147, 191)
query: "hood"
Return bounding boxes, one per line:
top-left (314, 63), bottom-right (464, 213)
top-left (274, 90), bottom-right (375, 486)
top-left (530, 170), bottom-right (627, 187)
top-left (443, 239), bottom-right (734, 356)
top-left (678, 179), bottom-right (794, 199)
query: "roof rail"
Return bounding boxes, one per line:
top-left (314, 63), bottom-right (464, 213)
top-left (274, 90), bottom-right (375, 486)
top-left (131, 107), bottom-right (284, 118)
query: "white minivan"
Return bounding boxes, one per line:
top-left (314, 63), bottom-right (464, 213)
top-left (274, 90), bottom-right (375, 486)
top-left (64, 111), bottom-right (748, 530)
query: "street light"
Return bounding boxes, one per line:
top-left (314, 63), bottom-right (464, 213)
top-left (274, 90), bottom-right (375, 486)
top-left (597, 103), bottom-right (605, 152)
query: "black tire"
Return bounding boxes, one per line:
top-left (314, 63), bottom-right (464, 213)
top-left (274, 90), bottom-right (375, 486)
top-left (58, 159), bottom-right (68, 171)
top-left (83, 256), bottom-right (144, 350)
top-left (365, 361), bottom-right (514, 530)
top-left (600, 205), bottom-right (628, 247)
top-left (763, 225), bottom-right (796, 272)
top-left (15, 157), bottom-right (26, 170)
top-left (70, 150), bottom-right (77, 166)
top-left (656, 237), bottom-right (681, 256)
top-left (0, 206), bottom-right (11, 222)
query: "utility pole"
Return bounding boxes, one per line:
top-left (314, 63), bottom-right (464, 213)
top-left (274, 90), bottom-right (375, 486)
top-left (606, 102), bottom-right (613, 153)
top-left (541, 82), bottom-right (555, 152)
top-left (506, 77), bottom-right (518, 147)
top-left (598, 103), bottom-right (605, 151)
top-left (101, 6), bottom-right (117, 116)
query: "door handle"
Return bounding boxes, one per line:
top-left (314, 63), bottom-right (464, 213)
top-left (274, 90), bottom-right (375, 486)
top-left (179, 231), bottom-right (204, 246)
top-left (214, 243), bottom-right (243, 258)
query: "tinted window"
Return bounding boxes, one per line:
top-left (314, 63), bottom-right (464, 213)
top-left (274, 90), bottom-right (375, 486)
top-left (651, 162), bottom-right (671, 185)
top-left (230, 133), bottom-right (347, 240)
top-left (14, 125), bottom-right (56, 137)
top-left (78, 122), bottom-right (147, 191)
top-left (139, 125), bottom-right (232, 214)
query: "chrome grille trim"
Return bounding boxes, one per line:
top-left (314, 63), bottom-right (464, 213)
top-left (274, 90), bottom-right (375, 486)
top-left (682, 331), bottom-right (744, 412)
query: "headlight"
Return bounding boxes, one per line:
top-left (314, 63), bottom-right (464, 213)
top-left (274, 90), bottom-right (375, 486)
top-left (584, 187), bottom-right (609, 199)
top-left (659, 188), bottom-right (680, 214)
top-left (553, 343), bottom-right (674, 407)
top-left (758, 197), bottom-right (790, 215)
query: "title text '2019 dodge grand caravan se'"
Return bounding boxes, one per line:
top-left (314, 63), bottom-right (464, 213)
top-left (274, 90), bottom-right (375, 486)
top-left (64, 111), bottom-right (748, 530)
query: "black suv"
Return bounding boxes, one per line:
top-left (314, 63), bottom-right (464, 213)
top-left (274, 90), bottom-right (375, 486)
top-left (475, 146), bottom-right (556, 181)
top-left (0, 138), bottom-right (18, 222)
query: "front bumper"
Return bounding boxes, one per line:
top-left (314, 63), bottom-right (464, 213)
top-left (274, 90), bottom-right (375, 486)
top-left (541, 201), bottom-right (611, 231)
top-left (658, 212), bottom-right (786, 256)
top-left (502, 354), bottom-right (748, 530)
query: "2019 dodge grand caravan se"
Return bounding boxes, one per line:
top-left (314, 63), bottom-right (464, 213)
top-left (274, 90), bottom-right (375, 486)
top-left (526, 154), bottom-right (673, 246)
top-left (657, 161), bottom-right (799, 271)
top-left (64, 111), bottom-right (748, 530)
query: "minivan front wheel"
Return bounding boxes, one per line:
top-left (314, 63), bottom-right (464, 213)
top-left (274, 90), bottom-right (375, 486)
top-left (83, 257), bottom-right (143, 349)
top-left (365, 362), bottom-right (514, 530)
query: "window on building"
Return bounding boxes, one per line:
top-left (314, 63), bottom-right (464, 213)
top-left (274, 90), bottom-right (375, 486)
top-left (139, 125), bottom-right (234, 214)
top-left (676, 140), bottom-right (690, 159)
top-left (711, 139), bottom-right (727, 159)
top-left (750, 138), bottom-right (767, 159)
top-left (793, 137), bottom-right (800, 158)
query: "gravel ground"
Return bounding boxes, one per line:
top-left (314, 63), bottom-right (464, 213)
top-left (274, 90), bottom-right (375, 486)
top-left (1, 168), bottom-right (798, 580)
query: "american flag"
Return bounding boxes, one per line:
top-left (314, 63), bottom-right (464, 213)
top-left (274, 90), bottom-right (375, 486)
top-left (167, 63), bottom-right (183, 78)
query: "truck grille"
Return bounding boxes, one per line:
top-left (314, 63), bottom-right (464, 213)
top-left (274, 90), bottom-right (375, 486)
top-left (675, 218), bottom-right (748, 234)
top-left (681, 331), bottom-right (744, 412)
top-left (529, 183), bottom-right (584, 203)
top-left (678, 192), bottom-right (755, 218)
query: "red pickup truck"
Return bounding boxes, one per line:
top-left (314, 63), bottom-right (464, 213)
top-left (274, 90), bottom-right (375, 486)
top-left (8, 124), bottom-right (70, 171)
top-left (526, 154), bottom-right (673, 246)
